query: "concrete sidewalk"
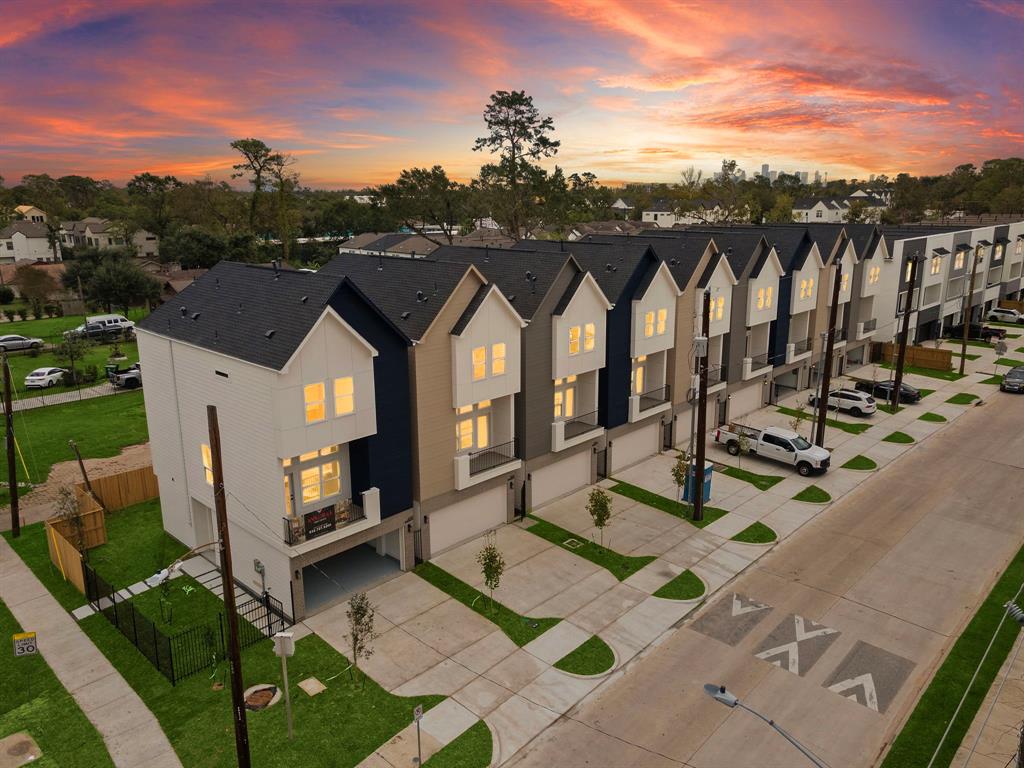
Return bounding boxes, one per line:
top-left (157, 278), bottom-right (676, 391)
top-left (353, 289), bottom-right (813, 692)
top-left (0, 536), bottom-right (181, 768)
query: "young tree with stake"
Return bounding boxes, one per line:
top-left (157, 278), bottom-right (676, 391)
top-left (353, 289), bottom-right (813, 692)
top-left (345, 592), bottom-right (380, 688)
top-left (587, 487), bottom-right (612, 547)
top-left (476, 533), bottom-right (506, 613)
top-left (671, 453), bottom-right (688, 504)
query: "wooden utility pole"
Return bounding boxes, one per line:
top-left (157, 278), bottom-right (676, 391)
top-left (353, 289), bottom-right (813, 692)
top-left (207, 405), bottom-right (251, 768)
top-left (960, 246), bottom-right (982, 376)
top-left (892, 254), bottom-right (922, 411)
top-left (814, 257), bottom-right (844, 447)
top-left (3, 354), bottom-right (19, 538)
top-left (693, 290), bottom-right (711, 523)
top-left (69, 439), bottom-right (109, 515)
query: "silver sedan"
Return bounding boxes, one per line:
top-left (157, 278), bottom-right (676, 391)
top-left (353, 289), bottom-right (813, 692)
top-left (0, 334), bottom-right (44, 352)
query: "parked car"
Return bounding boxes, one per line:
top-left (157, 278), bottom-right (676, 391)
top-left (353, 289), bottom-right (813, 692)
top-left (854, 379), bottom-right (922, 403)
top-left (24, 367), bottom-right (66, 388)
top-left (1001, 366), bottom-right (1024, 393)
top-left (713, 423), bottom-right (831, 476)
top-left (0, 334), bottom-right (44, 352)
top-left (64, 322), bottom-right (124, 342)
top-left (808, 388), bottom-right (877, 417)
top-left (110, 363), bottom-right (141, 389)
top-left (87, 314), bottom-right (135, 333)
top-left (987, 308), bottom-right (1024, 324)
top-left (945, 323), bottom-right (1007, 342)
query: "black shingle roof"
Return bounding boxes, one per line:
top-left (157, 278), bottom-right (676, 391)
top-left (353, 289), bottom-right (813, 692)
top-left (451, 284), bottom-right (491, 336)
top-left (520, 240), bottom-right (652, 304)
top-left (584, 232), bottom-right (711, 291)
top-left (683, 229), bottom-right (766, 280)
top-left (552, 271), bottom-right (586, 316)
top-left (320, 253), bottom-right (472, 341)
top-left (138, 261), bottom-right (347, 370)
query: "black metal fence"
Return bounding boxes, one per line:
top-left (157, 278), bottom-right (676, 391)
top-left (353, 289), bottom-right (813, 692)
top-left (469, 439), bottom-right (517, 475)
top-left (564, 410), bottom-right (600, 439)
top-left (83, 562), bottom-right (286, 685)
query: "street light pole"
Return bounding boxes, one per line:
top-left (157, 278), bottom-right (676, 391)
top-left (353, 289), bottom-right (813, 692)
top-left (703, 684), bottom-right (831, 768)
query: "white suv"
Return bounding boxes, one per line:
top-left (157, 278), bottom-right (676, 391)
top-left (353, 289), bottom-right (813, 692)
top-left (987, 308), bottom-right (1023, 324)
top-left (809, 388), bottom-right (877, 417)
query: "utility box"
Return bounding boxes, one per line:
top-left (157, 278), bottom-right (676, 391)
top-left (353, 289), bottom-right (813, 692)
top-left (273, 631), bottom-right (295, 658)
top-left (681, 460), bottom-right (713, 504)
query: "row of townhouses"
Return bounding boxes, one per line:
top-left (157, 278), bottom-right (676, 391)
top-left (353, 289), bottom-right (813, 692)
top-left (136, 220), bottom-right (1024, 621)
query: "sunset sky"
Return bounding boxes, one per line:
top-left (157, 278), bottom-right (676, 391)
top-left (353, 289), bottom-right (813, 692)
top-left (2, 0), bottom-right (1023, 189)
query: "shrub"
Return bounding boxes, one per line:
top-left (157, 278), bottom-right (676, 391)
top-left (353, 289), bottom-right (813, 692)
top-left (44, 304), bottom-right (58, 318)
top-left (0, 286), bottom-right (14, 304)
top-left (82, 364), bottom-right (99, 383)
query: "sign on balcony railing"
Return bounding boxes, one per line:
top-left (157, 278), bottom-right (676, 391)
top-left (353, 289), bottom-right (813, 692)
top-left (282, 500), bottom-right (362, 545)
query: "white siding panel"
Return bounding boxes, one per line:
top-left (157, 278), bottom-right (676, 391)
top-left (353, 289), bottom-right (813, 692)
top-left (727, 383), bottom-right (764, 422)
top-left (610, 423), bottom-right (659, 473)
top-left (531, 451), bottom-right (590, 508)
top-left (428, 485), bottom-right (506, 555)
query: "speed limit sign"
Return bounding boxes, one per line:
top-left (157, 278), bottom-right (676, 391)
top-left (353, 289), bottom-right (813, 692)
top-left (13, 631), bottom-right (37, 656)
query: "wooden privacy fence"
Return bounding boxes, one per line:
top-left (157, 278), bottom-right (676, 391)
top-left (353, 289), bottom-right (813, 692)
top-left (878, 342), bottom-right (953, 372)
top-left (74, 465), bottom-right (159, 512)
top-left (999, 299), bottom-right (1024, 313)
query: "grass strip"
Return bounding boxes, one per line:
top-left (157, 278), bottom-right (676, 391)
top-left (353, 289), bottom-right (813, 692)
top-left (883, 431), bottom-right (915, 444)
top-left (652, 570), bottom-right (706, 600)
top-left (980, 375), bottom-right (1003, 385)
top-left (719, 465), bottom-right (783, 491)
top-left (414, 562), bottom-right (559, 646)
top-left (793, 485), bottom-right (831, 503)
top-left (946, 392), bottom-right (979, 405)
top-left (776, 406), bottom-right (871, 434)
top-left (957, 339), bottom-right (997, 349)
top-left (553, 635), bottom-right (615, 675)
top-left (608, 480), bottom-right (728, 528)
top-left (881, 541), bottom-right (1024, 768)
top-left (731, 522), bottom-right (778, 544)
top-left (0, 598), bottom-right (115, 766)
top-left (877, 403), bottom-right (902, 414)
top-left (995, 357), bottom-right (1024, 368)
top-left (841, 455), bottom-right (877, 470)
top-left (950, 351), bottom-right (980, 360)
top-left (880, 362), bottom-right (965, 381)
top-left (1017, 346), bottom-right (1024, 354)
top-left (919, 388), bottom-right (936, 398)
top-left (919, 412), bottom-right (948, 423)
top-left (525, 515), bottom-right (655, 581)
top-left (423, 720), bottom-right (493, 768)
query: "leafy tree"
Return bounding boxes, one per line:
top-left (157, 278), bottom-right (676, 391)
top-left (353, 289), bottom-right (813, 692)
top-left (56, 175), bottom-right (102, 214)
top-left (160, 227), bottom-right (226, 268)
top-left (54, 337), bottom-right (91, 384)
top-left (345, 592), bottom-right (380, 688)
top-left (127, 173), bottom-right (182, 238)
top-left (671, 452), bottom-right (688, 503)
top-left (230, 138), bottom-right (282, 232)
top-left (86, 258), bottom-right (160, 312)
top-left (844, 199), bottom-right (872, 223)
top-left (476, 534), bottom-right (506, 613)
top-left (765, 193), bottom-right (795, 223)
top-left (374, 166), bottom-right (471, 245)
top-left (586, 487), bottom-right (612, 547)
top-left (268, 153), bottom-right (300, 262)
top-left (0, 286), bottom-right (13, 305)
top-left (15, 265), bottom-right (58, 317)
top-left (735, 432), bottom-right (752, 469)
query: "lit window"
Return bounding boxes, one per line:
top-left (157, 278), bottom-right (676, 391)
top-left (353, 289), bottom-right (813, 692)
top-left (766, 286), bottom-right (773, 307)
top-left (568, 326), bottom-right (581, 355)
top-left (304, 382), bottom-right (326, 424)
top-left (301, 467), bottom-right (321, 504)
top-left (476, 414), bottom-right (489, 448)
top-left (491, 343), bottom-right (506, 376)
top-left (955, 251), bottom-right (965, 270)
top-left (715, 296), bottom-right (725, 320)
top-left (799, 279), bottom-right (807, 299)
top-left (656, 308), bottom-right (667, 334)
top-left (995, 245), bottom-right (1004, 259)
top-left (841, 273), bottom-right (849, 292)
top-left (334, 377), bottom-right (354, 415)
top-left (808, 278), bottom-right (814, 295)
top-left (905, 261), bottom-right (913, 282)
top-left (553, 377), bottom-right (577, 419)
top-left (320, 446), bottom-right (338, 456)
top-left (457, 419), bottom-right (474, 450)
top-left (930, 256), bottom-right (941, 276)
top-left (299, 449), bottom-right (319, 462)
top-left (584, 322), bottom-right (595, 351)
top-left (1016, 241), bottom-right (1022, 257)
top-left (322, 460), bottom-right (341, 497)
top-left (757, 288), bottom-right (765, 309)
top-left (632, 356), bottom-right (646, 395)
top-left (644, 310), bottom-right (655, 337)
top-left (455, 401), bottom-right (491, 452)
top-left (298, 460), bottom-right (341, 505)
top-left (201, 444), bottom-right (213, 485)
top-left (284, 476), bottom-right (292, 517)
top-left (472, 346), bottom-right (486, 381)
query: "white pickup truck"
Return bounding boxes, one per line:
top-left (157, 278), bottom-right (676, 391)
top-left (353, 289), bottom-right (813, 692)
top-left (713, 423), bottom-right (831, 476)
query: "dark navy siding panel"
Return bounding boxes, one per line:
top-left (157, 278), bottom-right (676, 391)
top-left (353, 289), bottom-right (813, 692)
top-left (602, 255), bottom-right (656, 429)
top-left (770, 274), bottom-right (794, 365)
top-left (328, 283), bottom-right (413, 518)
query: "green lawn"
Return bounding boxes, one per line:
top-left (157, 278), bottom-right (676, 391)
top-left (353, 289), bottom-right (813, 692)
top-left (0, 307), bottom-right (148, 344)
top-left (1016, 346), bottom-right (1024, 355)
top-left (881, 541), bottom-right (1024, 768)
top-left (3, 522), bottom-right (90, 611)
top-left (719, 465), bottom-right (783, 491)
top-left (525, 516), bottom-right (655, 581)
top-left (79, 611), bottom-right (444, 768)
top-left (946, 392), bottom-right (979, 405)
top-left (949, 351), bottom-right (980, 360)
top-left (919, 412), bottom-right (948, 423)
top-left (957, 339), bottom-right (997, 349)
top-left (2, 390), bottom-right (149, 485)
top-left (980, 375), bottom-right (1003, 385)
top-left (88, 499), bottom-right (187, 590)
top-left (129, 575), bottom-right (229, 634)
top-left (731, 522), bottom-right (778, 544)
top-left (877, 403), bottom-right (902, 414)
top-left (8, 341), bottom-right (139, 398)
top-left (0, 599), bottom-right (115, 766)
top-left (841, 455), bottom-right (877, 471)
top-left (423, 720), bottom-right (492, 768)
top-left (880, 362), bottom-right (965, 381)
top-left (608, 480), bottom-right (728, 528)
top-left (793, 485), bottom-right (831, 503)
top-left (883, 431), bottom-right (915, 444)
top-left (919, 389), bottom-right (936, 398)
top-left (652, 570), bottom-right (705, 600)
top-left (776, 406), bottom-right (871, 435)
top-left (995, 357), bottom-right (1024, 368)
top-left (553, 635), bottom-right (615, 675)
top-left (414, 562), bottom-right (559, 646)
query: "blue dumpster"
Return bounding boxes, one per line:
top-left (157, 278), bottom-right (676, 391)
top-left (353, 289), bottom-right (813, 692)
top-left (681, 460), bottom-right (713, 504)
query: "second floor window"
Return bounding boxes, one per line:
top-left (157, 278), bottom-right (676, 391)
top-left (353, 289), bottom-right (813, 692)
top-left (584, 322), bottom-right (596, 351)
top-left (657, 308), bottom-right (667, 334)
top-left (491, 343), bottom-right (506, 376)
top-left (715, 296), bottom-right (726, 321)
top-left (930, 256), bottom-right (941, 275)
top-left (569, 325), bottom-right (581, 355)
top-left (955, 251), bottom-right (965, 270)
top-left (632, 355), bottom-right (647, 395)
top-left (841, 273), bottom-right (849, 292)
top-left (472, 346), bottom-right (486, 381)
top-left (868, 266), bottom-right (880, 284)
top-left (304, 382), bottom-right (326, 424)
top-left (471, 345), bottom-right (506, 380)
top-left (300, 460), bottom-right (341, 505)
top-left (456, 400), bottom-right (491, 452)
top-left (644, 310), bottom-right (655, 337)
top-left (334, 377), bottom-right (354, 415)
top-left (201, 444), bottom-right (213, 485)
top-left (995, 244), bottom-right (1004, 259)
top-left (553, 376), bottom-right (577, 419)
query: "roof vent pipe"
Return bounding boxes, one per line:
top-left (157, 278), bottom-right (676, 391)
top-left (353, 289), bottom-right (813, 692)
top-left (179, 306), bottom-right (187, 317)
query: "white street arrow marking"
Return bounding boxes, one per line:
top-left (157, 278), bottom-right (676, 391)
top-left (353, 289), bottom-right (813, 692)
top-left (731, 594), bottom-right (770, 616)
top-left (755, 616), bottom-right (838, 674)
top-left (828, 673), bottom-right (880, 712)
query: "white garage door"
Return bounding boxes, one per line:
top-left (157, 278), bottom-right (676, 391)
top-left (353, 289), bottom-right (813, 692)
top-left (610, 422), bottom-right (659, 473)
top-left (531, 450), bottom-right (591, 509)
top-left (727, 383), bottom-right (764, 422)
top-left (428, 485), bottom-right (507, 556)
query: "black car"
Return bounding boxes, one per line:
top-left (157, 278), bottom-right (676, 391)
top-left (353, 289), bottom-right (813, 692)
top-left (854, 379), bottom-right (922, 403)
top-left (945, 323), bottom-right (1007, 342)
top-left (1001, 366), bottom-right (1024, 393)
top-left (64, 322), bottom-right (124, 342)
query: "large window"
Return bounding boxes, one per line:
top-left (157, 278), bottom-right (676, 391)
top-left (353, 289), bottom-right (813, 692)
top-left (471, 344), bottom-right (506, 379)
top-left (584, 322), bottom-right (596, 352)
top-left (715, 296), bottom-right (726, 320)
top-left (455, 401), bottom-right (491, 452)
top-left (930, 256), bottom-right (941, 276)
top-left (799, 277), bottom-right (815, 299)
top-left (201, 444), bottom-right (213, 485)
top-left (757, 288), bottom-right (773, 309)
top-left (632, 356), bottom-right (647, 395)
top-left (282, 446), bottom-right (342, 512)
top-left (553, 376), bottom-right (577, 419)
top-left (644, 310), bottom-right (655, 337)
top-left (491, 343), bottom-right (506, 376)
top-left (868, 266), bottom-right (880, 285)
top-left (472, 346), bottom-right (486, 381)
top-left (300, 461), bottom-right (341, 505)
top-left (304, 382), bottom-right (326, 424)
top-left (955, 251), bottom-right (965, 270)
top-left (656, 308), bottom-right (668, 334)
top-left (841, 273), bottom-right (849, 292)
top-left (334, 377), bottom-right (354, 415)
top-left (569, 325), bottom-right (581, 355)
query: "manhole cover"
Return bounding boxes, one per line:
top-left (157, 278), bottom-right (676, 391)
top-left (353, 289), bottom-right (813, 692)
top-left (563, 538), bottom-right (584, 550)
top-left (243, 684), bottom-right (280, 711)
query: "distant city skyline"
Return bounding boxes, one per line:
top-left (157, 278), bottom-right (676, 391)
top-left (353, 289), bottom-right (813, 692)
top-left (1, 0), bottom-right (1022, 189)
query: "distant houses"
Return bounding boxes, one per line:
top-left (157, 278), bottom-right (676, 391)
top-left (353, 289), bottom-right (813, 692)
top-left (792, 190), bottom-right (889, 223)
top-left (642, 199), bottom-right (747, 227)
top-left (0, 221), bottom-right (60, 263)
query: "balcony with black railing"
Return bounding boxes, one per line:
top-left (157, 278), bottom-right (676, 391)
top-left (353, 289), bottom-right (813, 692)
top-left (706, 363), bottom-right (727, 386)
top-left (282, 488), bottom-right (381, 547)
top-left (469, 439), bottom-right (518, 476)
top-left (564, 410), bottom-right (600, 439)
top-left (639, 385), bottom-right (670, 411)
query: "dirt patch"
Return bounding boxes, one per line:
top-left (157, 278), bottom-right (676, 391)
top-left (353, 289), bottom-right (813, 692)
top-left (0, 442), bottom-right (151, 530)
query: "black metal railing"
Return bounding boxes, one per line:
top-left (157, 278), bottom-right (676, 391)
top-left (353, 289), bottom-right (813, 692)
top-left (861, 318), bottom-right (877, 332)
top-left (790, 338), bottom-right (811, 355)
top-left (747, 351), bottom-right (770, 369)
top-left (282, 501), bottom-right (364, 546)
top-left (706, 364), bottom-right (727, 385)
top-left (469, 439), bottom-right (517, 475)
top-left (84, 561), bottom-right (286, 685)
top-left (564, 410), bottom-right (600, 439)
top-left (832, 327), bottom-right (847, 342)
top-left (638, 385), bottom-right (670, 411)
